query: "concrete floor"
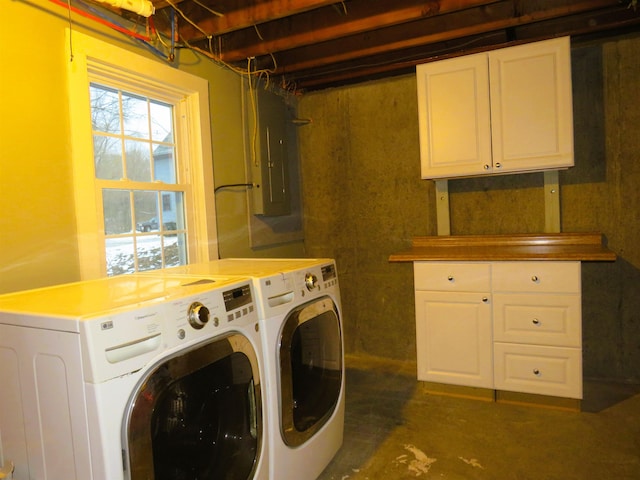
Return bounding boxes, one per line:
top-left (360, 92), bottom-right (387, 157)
top-left (317, 355), bottom-right (640, 480)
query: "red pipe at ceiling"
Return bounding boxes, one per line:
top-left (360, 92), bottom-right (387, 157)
top-left (48, 0), bottom-right (152, 41)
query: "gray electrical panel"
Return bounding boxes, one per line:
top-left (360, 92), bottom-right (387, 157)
top-left (247, 86), bottom-right (291, 217)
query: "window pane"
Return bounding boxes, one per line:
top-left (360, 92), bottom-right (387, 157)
top-left (103, 189), bottom-right (132, 234)
top-left (153, 144), bottom-right (177, 183)
top-left (161, 191), bottom-right (184, 230)
top-left (165, 233), bottom-right (188, 267)
top-left (137, 234), bottom-right (162, 271)
top-left (90, 84), bottom-right (120, 134)
top-left (125, 139), bottom-right (151, 182)
top-left (134, 191), bottom-right (159, 232)
top-left (106, 237), bottom-right (135, 276)
top-left (150, 101), bottom-right (173, 142)
top-left (94, 134), bottom-right (123, 180)
top-left (122, 93), bottom-right (149, 139)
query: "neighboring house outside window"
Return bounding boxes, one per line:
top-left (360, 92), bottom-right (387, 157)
top-left (67, 30), bottom-right (217, 279)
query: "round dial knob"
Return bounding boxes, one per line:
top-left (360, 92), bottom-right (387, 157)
top-left (304, 273), bottom-right (318, 291)
top-left (188, 302), bottom-right (210, 329)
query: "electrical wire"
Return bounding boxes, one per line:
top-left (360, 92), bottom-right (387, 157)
top-left (56, 0), bottom-right (289, 93)
top-left (76, 0), bottom-right (169, 59)
top-left (192, 0), bottom-right (223, 17)
top-left (163, 0), bottom-right (210, 38)
top-left (66, 0), bottom-right (74, 60)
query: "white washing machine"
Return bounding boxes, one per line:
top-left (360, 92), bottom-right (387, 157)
top-left (0, 273), bottom-right (268, 480)
top-left (159, 258), bottom-right (345, 480)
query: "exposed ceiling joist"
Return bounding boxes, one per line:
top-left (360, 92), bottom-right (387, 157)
top-left (142, 0), bottom-right (640, 92)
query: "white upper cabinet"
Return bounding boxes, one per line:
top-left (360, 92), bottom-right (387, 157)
top-left (416, 37), bottom-right (574, 179)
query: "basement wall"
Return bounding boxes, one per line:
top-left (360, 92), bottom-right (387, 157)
top-left (297, 34), bottom-right (640, 383)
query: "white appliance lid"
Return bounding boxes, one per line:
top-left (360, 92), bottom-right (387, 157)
top-left (163, 258), bottom-right (331, 277)
top-left (0, 274), bottom-right (245, 319)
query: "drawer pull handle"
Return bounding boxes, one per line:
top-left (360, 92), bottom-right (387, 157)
top-left (533, 369), bottom-right (541, 376)
top-left (531, 275), bottom-right (539, 282)
top-left (447, 275), bottom-right (454, 282)
top-left (532, 318), bottom-right (540, 325)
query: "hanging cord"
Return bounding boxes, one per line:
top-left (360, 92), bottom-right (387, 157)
top-left (66, 0), bottom-right (74, 60)
top-left (246, 57), bottom-right (261, 169)
top-left (192, 0), bottom-right (223, 17)
top-left (164, 0), bottom-right (210, 37)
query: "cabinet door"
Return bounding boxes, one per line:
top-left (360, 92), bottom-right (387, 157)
top-left (416, 54), bottom-right (492, 179)
top-left (415, 291), bottom-right (493, 388)
top-left (489, 37), bottom-right (573, 173)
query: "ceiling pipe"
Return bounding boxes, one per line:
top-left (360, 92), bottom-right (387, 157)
top-left (49, 0), bottom-right (152, 40)
top-left (94, 0), bottom-right (155, 17)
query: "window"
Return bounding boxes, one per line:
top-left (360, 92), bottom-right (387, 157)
top-left (90, 84), bottom-right (187, 275)
top-left (66, 30), bottom-right (217, 279)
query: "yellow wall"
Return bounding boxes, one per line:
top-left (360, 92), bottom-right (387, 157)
top-left (0, 1), bottom-right (303, 294)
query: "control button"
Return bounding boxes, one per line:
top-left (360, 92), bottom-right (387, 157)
top-left (188, 302), bottom-right (210, 329)
top-left (305, 273), bottom-right (318, 291)
top-left (227, 314), bottom-right (234, 322)
top-left (177, 329), bottom-right (186, 340)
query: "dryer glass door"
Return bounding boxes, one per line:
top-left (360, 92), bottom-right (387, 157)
top-left (123, 332), bottom-right (262, 480)
top-left (279, 296), bottom-right (342, 446)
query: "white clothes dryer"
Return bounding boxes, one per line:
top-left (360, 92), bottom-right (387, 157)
top-left (159, 258), bottom-right (345, 480)
top-left (0, 273), bottom-right (268, 480)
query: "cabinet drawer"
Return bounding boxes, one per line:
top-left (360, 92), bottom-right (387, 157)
top-left (494, 343), bottom-right (582, 399)
top-left (414, 262), bottom-right (491, 292)
top-left (492, 262), bottom-right (580, 293)
top-left (493, 293), bottom-right (581, 347)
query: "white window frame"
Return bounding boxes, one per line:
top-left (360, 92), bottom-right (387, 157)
top-left (66, 30), bottom-right (218, 279)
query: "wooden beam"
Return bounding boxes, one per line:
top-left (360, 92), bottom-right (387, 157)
top-left (291, 3), bottom-right (639, 90)
top-left (262, 0), bottom-right (622, 75)
top-left (215, 0), bottom-right (499, 62)
top-left (172, 0), bottom-right (338, 38)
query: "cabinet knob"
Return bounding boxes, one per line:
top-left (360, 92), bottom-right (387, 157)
top-left (531, 275), bottom-right (539, 282)
top-left (483, 164), bottom-right (490, 170)
top-left (447, 275), bottom-right (454, 282)
top-left (532, 318), bottom-right (540, 325)
top-left (495, 162), bottom-right (502, 169)
top-left (482, 297), bottom-right (489, 303)
top-left (533, 369), bottom-right (541, 376)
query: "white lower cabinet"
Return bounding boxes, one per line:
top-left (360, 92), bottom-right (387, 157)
top-left (415, 290), bottom-right (493, 388)
top-left (414, 261), bottom-right (582, 399)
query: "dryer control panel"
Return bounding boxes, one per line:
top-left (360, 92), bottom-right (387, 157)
top-left (80, 276), bottom-right (257, 384)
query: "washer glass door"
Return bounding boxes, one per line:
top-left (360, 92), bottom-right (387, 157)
top-left (123, 332), bottom-right (262, 480)
top-left (279, 296), bottom-right (342, 446)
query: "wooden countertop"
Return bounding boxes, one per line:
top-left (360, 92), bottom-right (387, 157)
top-left (389, 233), bottom-right (617, 262)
